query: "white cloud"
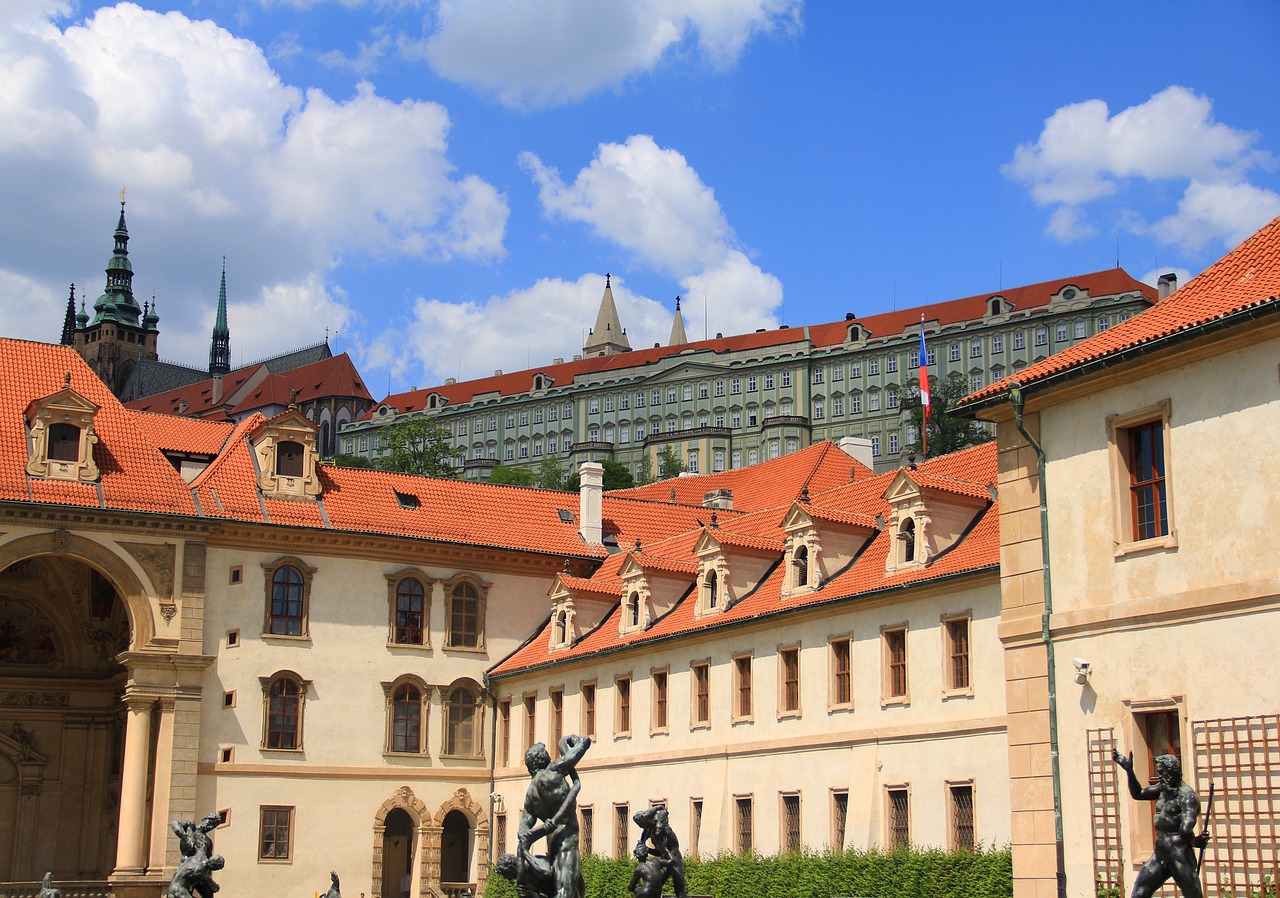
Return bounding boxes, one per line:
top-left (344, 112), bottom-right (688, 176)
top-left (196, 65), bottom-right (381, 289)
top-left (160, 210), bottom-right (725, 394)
top-left (522, 134), bottom-right (782, 341)
top-left (372, 273), bottom-right (675, 385)
top-left (1005, 86), bottom-right (1277, 251)
top-left (0, 1), bottom-right (506, 378)
top-left (419, 0), bottom-right (801, 109)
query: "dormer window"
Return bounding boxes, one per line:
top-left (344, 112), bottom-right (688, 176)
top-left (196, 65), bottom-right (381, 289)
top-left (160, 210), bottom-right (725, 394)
top-left (900, 518), bottom-right (917, 563)
top-left (847, 322), bottom-right (864, 343)
top-left (250, 408), bottom-right (322, 500)
top-left (626, 591), bottom-right (641, 628)
top-left (792, 546), bottom-right (809, 589)
top-left (25, 378), bottom-right (100, 483)
top-left (705, 571), bottom-right (719, 610)
top-left (277, 441), bottom-right (304, 477)
top-left (554, 611), bottom-right (568, 645)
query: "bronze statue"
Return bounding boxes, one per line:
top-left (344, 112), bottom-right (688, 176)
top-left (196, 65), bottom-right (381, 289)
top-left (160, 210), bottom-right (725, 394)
top-left (166, 811), bottom-right (226, 898)
top-left (517, 734), bottom-right (591, 898)
top-left (322, 871), bottom-right (341, 898)
top-left (37, 872), bottom-right (60, 898)
top-left (493, 847), bottom-right (583, 898)
top-left (627, 845), bottom-right (671, 898)
top-left (1113, 750), bottom-right (1206, 898)
top-left (632, 806), bottom-right (686, 898)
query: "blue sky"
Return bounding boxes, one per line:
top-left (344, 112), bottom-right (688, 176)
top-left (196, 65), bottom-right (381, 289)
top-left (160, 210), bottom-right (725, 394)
top-left (3, 1), bottom-right (1278, 394)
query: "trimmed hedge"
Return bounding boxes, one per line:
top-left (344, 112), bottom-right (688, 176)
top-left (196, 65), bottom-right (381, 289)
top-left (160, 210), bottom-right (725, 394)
top-left (483, 847), bottom-right (1012, 898)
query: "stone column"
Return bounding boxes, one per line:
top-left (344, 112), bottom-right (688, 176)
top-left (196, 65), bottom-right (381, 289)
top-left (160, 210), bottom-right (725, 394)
top-left (115, 694), bottom-right (154, 874)
top-left (147, 696), bottom-right (177, 874)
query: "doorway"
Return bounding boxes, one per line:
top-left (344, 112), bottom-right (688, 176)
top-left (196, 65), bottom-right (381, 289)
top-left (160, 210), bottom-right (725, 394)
top-left (381, 808), bottom-right (415, 898)
top-left (439, 810), bottom-right (471, 886)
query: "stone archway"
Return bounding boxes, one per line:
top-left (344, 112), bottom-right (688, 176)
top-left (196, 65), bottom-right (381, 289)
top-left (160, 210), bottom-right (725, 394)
top-left (372, 786), bottom-right (432, 898)
top-left (430, 788), bottom-right (490, 897)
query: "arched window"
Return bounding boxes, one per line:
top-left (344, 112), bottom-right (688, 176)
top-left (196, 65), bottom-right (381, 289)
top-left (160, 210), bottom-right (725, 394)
top-left (261, 672), bottom-right (308, 750)
top-left (444, 684), bottom-right (481, 757)
top-left (793, 546), bottom-right (809, 589)
top-left (901, 518), bottom-right (916, 563)
top-left (554, 611), bottom-right (568, 646)
top-left (626, 592), bottom-right (641, 628)
top-left (267, 564), bottom-right (306, 636)
top-left (48, 423), bottom-right (80, 462)
top-left (276, 440), bottom-right (304, 477)
top-left (391, 683), bottom-right (422, 753)
top-left (705, 571), bottom-right (718, 610)
top-left (394, 577), bottom-right (426, 645)
top-left (447, 579), bottom-right (486, 649)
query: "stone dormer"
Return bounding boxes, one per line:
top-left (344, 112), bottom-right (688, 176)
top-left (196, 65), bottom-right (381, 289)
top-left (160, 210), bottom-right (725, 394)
top-left (617, 553), bottom-right (693, 634)
top-left (250, 406), bottom-right (322, 500)
top-left (692, 527), bottom-right (778, 617)
top-left (546, 574), bottom-right (616, 652)
top-left (1048, 283), bottom-right (1090, 309)
top-left (985, 294), bottom-right (1012, 319)
top-left (423, 391), bottom-right (448, 411)
top-left (25, 375), bottom-right (100, 483)
top-left (779, 502), bottom-right (879, 598)
top-left (881, 468), bottom-right (991, 574)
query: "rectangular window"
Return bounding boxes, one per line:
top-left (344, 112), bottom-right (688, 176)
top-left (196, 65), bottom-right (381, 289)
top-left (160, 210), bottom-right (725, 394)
top-left (889, 432), bottom-right (899, 454)
top-left (850, 361), bottom-right (861, 378)
top-left (499, 698), bottom-right (511, 767)
top-left (731, 450), bottom-right (742, 469)
top-left (549, 688), bottom-right (564, 755)
top-left (868, 358), bottom-right (879, 375)
top-left (1014, 331), bottom-right (1026, 350)
top-left (735, 797), bottom-right (754, 855)
top-left (652, 389), bottom-right (661, 406)
top-left (813, 368), bottom-right (824, 384)
top-left (614, 804), bottom-right (630, 859)
top-left (832, 397), bottom-right (844, 416)
top-left (713, 449), bottom-right (725, 472)
top-left (581, 808), bottom-right (593, 859)
top-left (970, 339), bottom-right (982, 358)
top-left (733, 656), bottom-right (753, 721)
top-left (690, 799), bottom-right (703, 859)
top-left (715, 380), bottom-right (725, 396)
top-left (884, 627), bottom-right (908, 700)
top-left (849, 395), bottom-right (861, 414)
top-left (683, 384), bottom-right (693, 401)
top-left (581, 682), bottom-right (596, 739)
top-left (523, 694), bottom-right (536, 752)
top-left (886, 356), bottom-right (898, 373)
top-left (781, 370), bottom-right (792, 387)
top-left (731, 377), bottom-right (741, 394)
top-left (887, 787), bottom-right (910, 849)
top-left (507, 413), bottom-right (516, 427)
top-left (458, 420), bottom-right (468, 435)
top-left (699, 383), bottom-right (709, 399)
top-left (887, 388), bottom-right (899, 409)
top-left (687, 451), bottom-right (698, 473)
top-left (748, 449), bottom-right (759, 465)
top-left (813, 400), bottom-right (825, 420)
top-left (946, 618), bottom-right (971, 691)
top-left (909, 351), bottom-right (919, 368)
top-left (868, 392), bottom-right (880, 412)
top-left (780, 648), bottom-right (800, 715)
top-left (833, 365), bottom-right (844, 381)
top-left (495, 812), bottom-right (507, 855)
top-left (831, 638), bottom-right (851, 708)
top-left (520, 410), bottom-right (529, 426)
top-left (949, 343), bottom-right (961, 362)
top-left (832, 790), bottom-right (849, 851)
top-left (259, 806), bottom-right (293, 861)
top-left (604, 396), bottom-right (614, 412)
top-left (1056, 324), bottom-right (1069, 342)
top-left (970, 373), bottom-right (982, 392)
top-left (992, 335), bottom-right (1003, 353)
top-left (1035, 327), bottom-right (1047, 346)
top-left (615, 676), bottom-right (632, 735)
top-left (548, 406), bottom-right (558, 422)
top-left (949, 783), bottom-right (975, 851)
top-left (620, 394), bottom-right (629, 410)
top-left (563, 403), bottom-right (572, 419)
top-left (782, 793), bottom-right (801, 854)
top-left (692, 662), bottom-right (710, 726)
top-left (533, 408), bottom-right (543, 424)
top-left (652, 670), bottom-right (668, 732)
top-left (747, 375), bottom-right (758, 391)
top-left (1099, 316), bottom-right (1111, 331)
top-left (764, 373), bottom-right (775, 389)
top-left (1129, 421), bottom-right (1168, 541)
top-left (871, 435), bottom-right (881, 456)
top-left (667, 388), bottom-right (677, 404)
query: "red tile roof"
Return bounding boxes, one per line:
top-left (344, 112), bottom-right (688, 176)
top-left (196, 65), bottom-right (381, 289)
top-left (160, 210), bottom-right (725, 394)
top-left (0, 340), bottom-right (198, 515)
top-left (962, 216), bottom-right (1280, 408)
top-left (126, 410), bottom-right (235, 455)
top-left (490, 441), bottom-right (999, 677)
top-left (365, 269), bottom-right (1152, 415)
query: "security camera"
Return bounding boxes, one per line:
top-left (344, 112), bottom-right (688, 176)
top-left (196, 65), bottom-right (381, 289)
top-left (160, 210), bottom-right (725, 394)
top-left (1072, 658), bottom-right (1091, 685)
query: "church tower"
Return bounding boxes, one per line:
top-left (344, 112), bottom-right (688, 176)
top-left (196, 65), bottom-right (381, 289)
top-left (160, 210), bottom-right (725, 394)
top-left (668, 296), bottom-right (688, 346)
top-left (73, 193), bottom-right (159, 395)
top-left (209, 259), bottom-right (231, 376)
top-left (582, 273), bottom-right (632, 357)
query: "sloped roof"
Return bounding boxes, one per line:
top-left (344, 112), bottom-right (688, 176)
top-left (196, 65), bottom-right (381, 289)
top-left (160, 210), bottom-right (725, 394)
top-left (490, 441), bottom-right (999, 677)
top-left (961, 216), bottom-right (1280, 409)
top-left (126, 410), bottom-right (235, 456)
top-left (0, 340), bottom-right (198, 515)
top-left (364, 269), bottom-right (1152, 417)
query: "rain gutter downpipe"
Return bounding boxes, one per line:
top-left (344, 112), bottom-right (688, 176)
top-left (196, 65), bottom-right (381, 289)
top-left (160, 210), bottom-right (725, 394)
top-left (1008, 381), bottom-right (1066, 898)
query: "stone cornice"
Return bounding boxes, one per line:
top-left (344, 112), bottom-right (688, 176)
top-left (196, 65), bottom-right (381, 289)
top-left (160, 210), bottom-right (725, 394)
top-left (0, 504), bottom-right (217, 537)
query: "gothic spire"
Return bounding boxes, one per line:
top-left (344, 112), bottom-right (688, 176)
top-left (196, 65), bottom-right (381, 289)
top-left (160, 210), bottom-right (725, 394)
top-left (89, 192), bottom-right (142, 327)
top-left (668, 295), bottom-right (688, 346)
top-left (60, 284), bottom-right (77, 345)
top-left (583, 272), bottom-right (632, 357)
top-left (209, 257), bottom-right (231, 376)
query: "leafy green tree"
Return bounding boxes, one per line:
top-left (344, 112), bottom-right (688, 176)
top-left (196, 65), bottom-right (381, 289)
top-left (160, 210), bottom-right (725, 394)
top-left (378, 416), bottom-right (461, 477)
top-left (535, 458), bottom-right (566, 490)
top-left (329, 453), bottom-right (373, 469)
top-left (656, 445), bottom-right (685, 478)
top-left (563, 459), bottom-right (636, 492)
top-left (901, 374), bottom-right (994, 458)
top-left (488, 464), bottom-right (536, 486)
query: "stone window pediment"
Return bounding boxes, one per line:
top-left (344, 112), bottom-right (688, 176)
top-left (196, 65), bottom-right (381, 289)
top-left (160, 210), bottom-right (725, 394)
top-left (250, 408), bottom-right (322, 500)
top-left (25, 381), bottom-right (100, 483)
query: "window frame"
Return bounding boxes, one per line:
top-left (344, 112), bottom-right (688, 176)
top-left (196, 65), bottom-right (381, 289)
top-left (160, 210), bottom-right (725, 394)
top-left (831, 789), bottom-right (849, 851)
top-left (386, 569), bottom-right (433, 649)
top-left (1106, 400), bottom-right (1177, 555)
top-left (442, 680), bottom-right (485, 759)
top-left (780, 792), bottom-right (802, 854)
top-left (444, 573), bottom-right (489, 650)
top-left (947, 780), bottom-right (976, 852)
top-left (383, 675), bottom-right (430, 756)
top-left (734, 795), bottom-right (754, 856)
top-left (886, 784), bottom-right (911, 849)
top-left (259, 670), bottom-right (310, 752)
top-left (691, 659), bottom-right (711, 729)
top-left (732, 654), bottom-right (754, 723)
top-left (258, 805), bottom-right (295, 863)
top-left (580, 680), bottom-right (597, 740)
top-left (881, 623), bottom-right (910, 706)
top-left (828, 635), bottom-right (853, 711)
top-left (778, 645), bottom-right (801, 719)
top-left (941, 612), bottom-right (973, 697)
top-left (650, 668), bottom-right (669, 734)
top-left (261, 557), bottom-right (316, 640)
top-left (614, 674), bottom-right (632, 738)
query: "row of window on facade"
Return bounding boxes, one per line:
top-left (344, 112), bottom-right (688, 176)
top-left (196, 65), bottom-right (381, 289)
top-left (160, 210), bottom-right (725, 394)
top-left (494, 781), bottom-right (975, 861)
top-left (246, 670), bottom-right (486, 759)
top-left (258, 561), bottom-right (487, 650)
top-left (500, 618), bottom-right (971, 764)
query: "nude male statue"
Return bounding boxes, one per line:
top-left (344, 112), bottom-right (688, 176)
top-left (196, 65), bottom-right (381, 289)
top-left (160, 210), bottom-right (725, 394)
top-left (1113, 750), bottom-right (1207, 898)
top-left (632, 805), bottom-right (686, 898)
top-left (628, 845), bottom-right (671, 898)
top-left (518, 734), bottom-right (591, 898)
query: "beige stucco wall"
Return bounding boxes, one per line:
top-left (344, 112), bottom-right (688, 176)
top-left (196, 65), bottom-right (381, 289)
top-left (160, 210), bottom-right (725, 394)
top-left (491, 577), bottom-right (1009, 858)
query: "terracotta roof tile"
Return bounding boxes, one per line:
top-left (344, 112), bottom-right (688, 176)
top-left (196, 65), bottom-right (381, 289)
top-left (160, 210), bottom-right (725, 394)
top-left (126, 410), bottom-right (235, 455)
top-left (962, 217), bottom-right (1280, 406)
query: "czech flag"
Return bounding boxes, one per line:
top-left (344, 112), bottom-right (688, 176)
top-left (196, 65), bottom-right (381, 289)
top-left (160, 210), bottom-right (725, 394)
top-left (919, 316), bottom-right (930, 453)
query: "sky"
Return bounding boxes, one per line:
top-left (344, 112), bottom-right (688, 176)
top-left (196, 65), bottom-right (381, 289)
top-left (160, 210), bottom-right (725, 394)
top-left (2, 1), bottom-right (1278, 396)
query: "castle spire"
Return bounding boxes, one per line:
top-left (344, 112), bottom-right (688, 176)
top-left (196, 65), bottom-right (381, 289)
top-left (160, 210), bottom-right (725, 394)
top-left (583, 272), bottom-right (632, 357)
top-left (209, 257), bottom-right (231, 376)
top-left (60, 284), bottom-right (77, 345)
top-left (89, 192), bottom-right (141, 327)
top-left (668, 295), bottom-right (688, 346)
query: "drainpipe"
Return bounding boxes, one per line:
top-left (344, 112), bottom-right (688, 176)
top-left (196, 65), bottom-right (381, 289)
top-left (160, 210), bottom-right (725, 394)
top-left (1008, 381), bottom-right (1066, 898)
top-left (484, 671), bottom-right (498, 869)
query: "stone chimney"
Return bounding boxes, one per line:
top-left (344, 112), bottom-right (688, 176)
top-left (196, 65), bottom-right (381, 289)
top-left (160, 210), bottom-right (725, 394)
top-left (211, 374), bottom-right (223, 405)
top-left (703, 488), bottom-right (733, 510)
top-left (578, 461), bottom-right (604, 545)
top-left (1157, 272), bottom-right (1178, 300)
top-left (837, 436), bottom-right (875, 472)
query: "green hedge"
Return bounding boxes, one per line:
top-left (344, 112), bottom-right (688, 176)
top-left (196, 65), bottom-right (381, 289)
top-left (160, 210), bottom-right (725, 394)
top-left (484, 847), bottom-right (1011, 898)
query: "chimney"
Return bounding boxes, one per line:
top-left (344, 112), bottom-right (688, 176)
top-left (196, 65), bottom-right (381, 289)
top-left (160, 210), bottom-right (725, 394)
top-left (445, 377), bottom-right (456, 385)
top-left (837, 436), bottom-right (875, 472)
top-left (578, 462), bottom-right (604, 545)
top-left (211, 375), bottom-right (223, 405)
top-left (1157, 272), bottom-right (1178, 300)
top-left (703, 488), bottom-right (733, 510)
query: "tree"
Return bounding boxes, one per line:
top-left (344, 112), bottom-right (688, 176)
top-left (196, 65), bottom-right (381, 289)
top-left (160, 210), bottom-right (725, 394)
top-left (535, 458), bottom-right (566, 490)
top-left (378, 416), bottom-right (461, 477)
top-left (901, 373), bottom-right (994, 458)
top-left (655, 446), bottom-right (685, 479)
top-left (563, 459), bottom-right (636, 492)
top-left (329, 453), bottom-right (373, 469)
top-left (488, 464), bottom-right (536, 486)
